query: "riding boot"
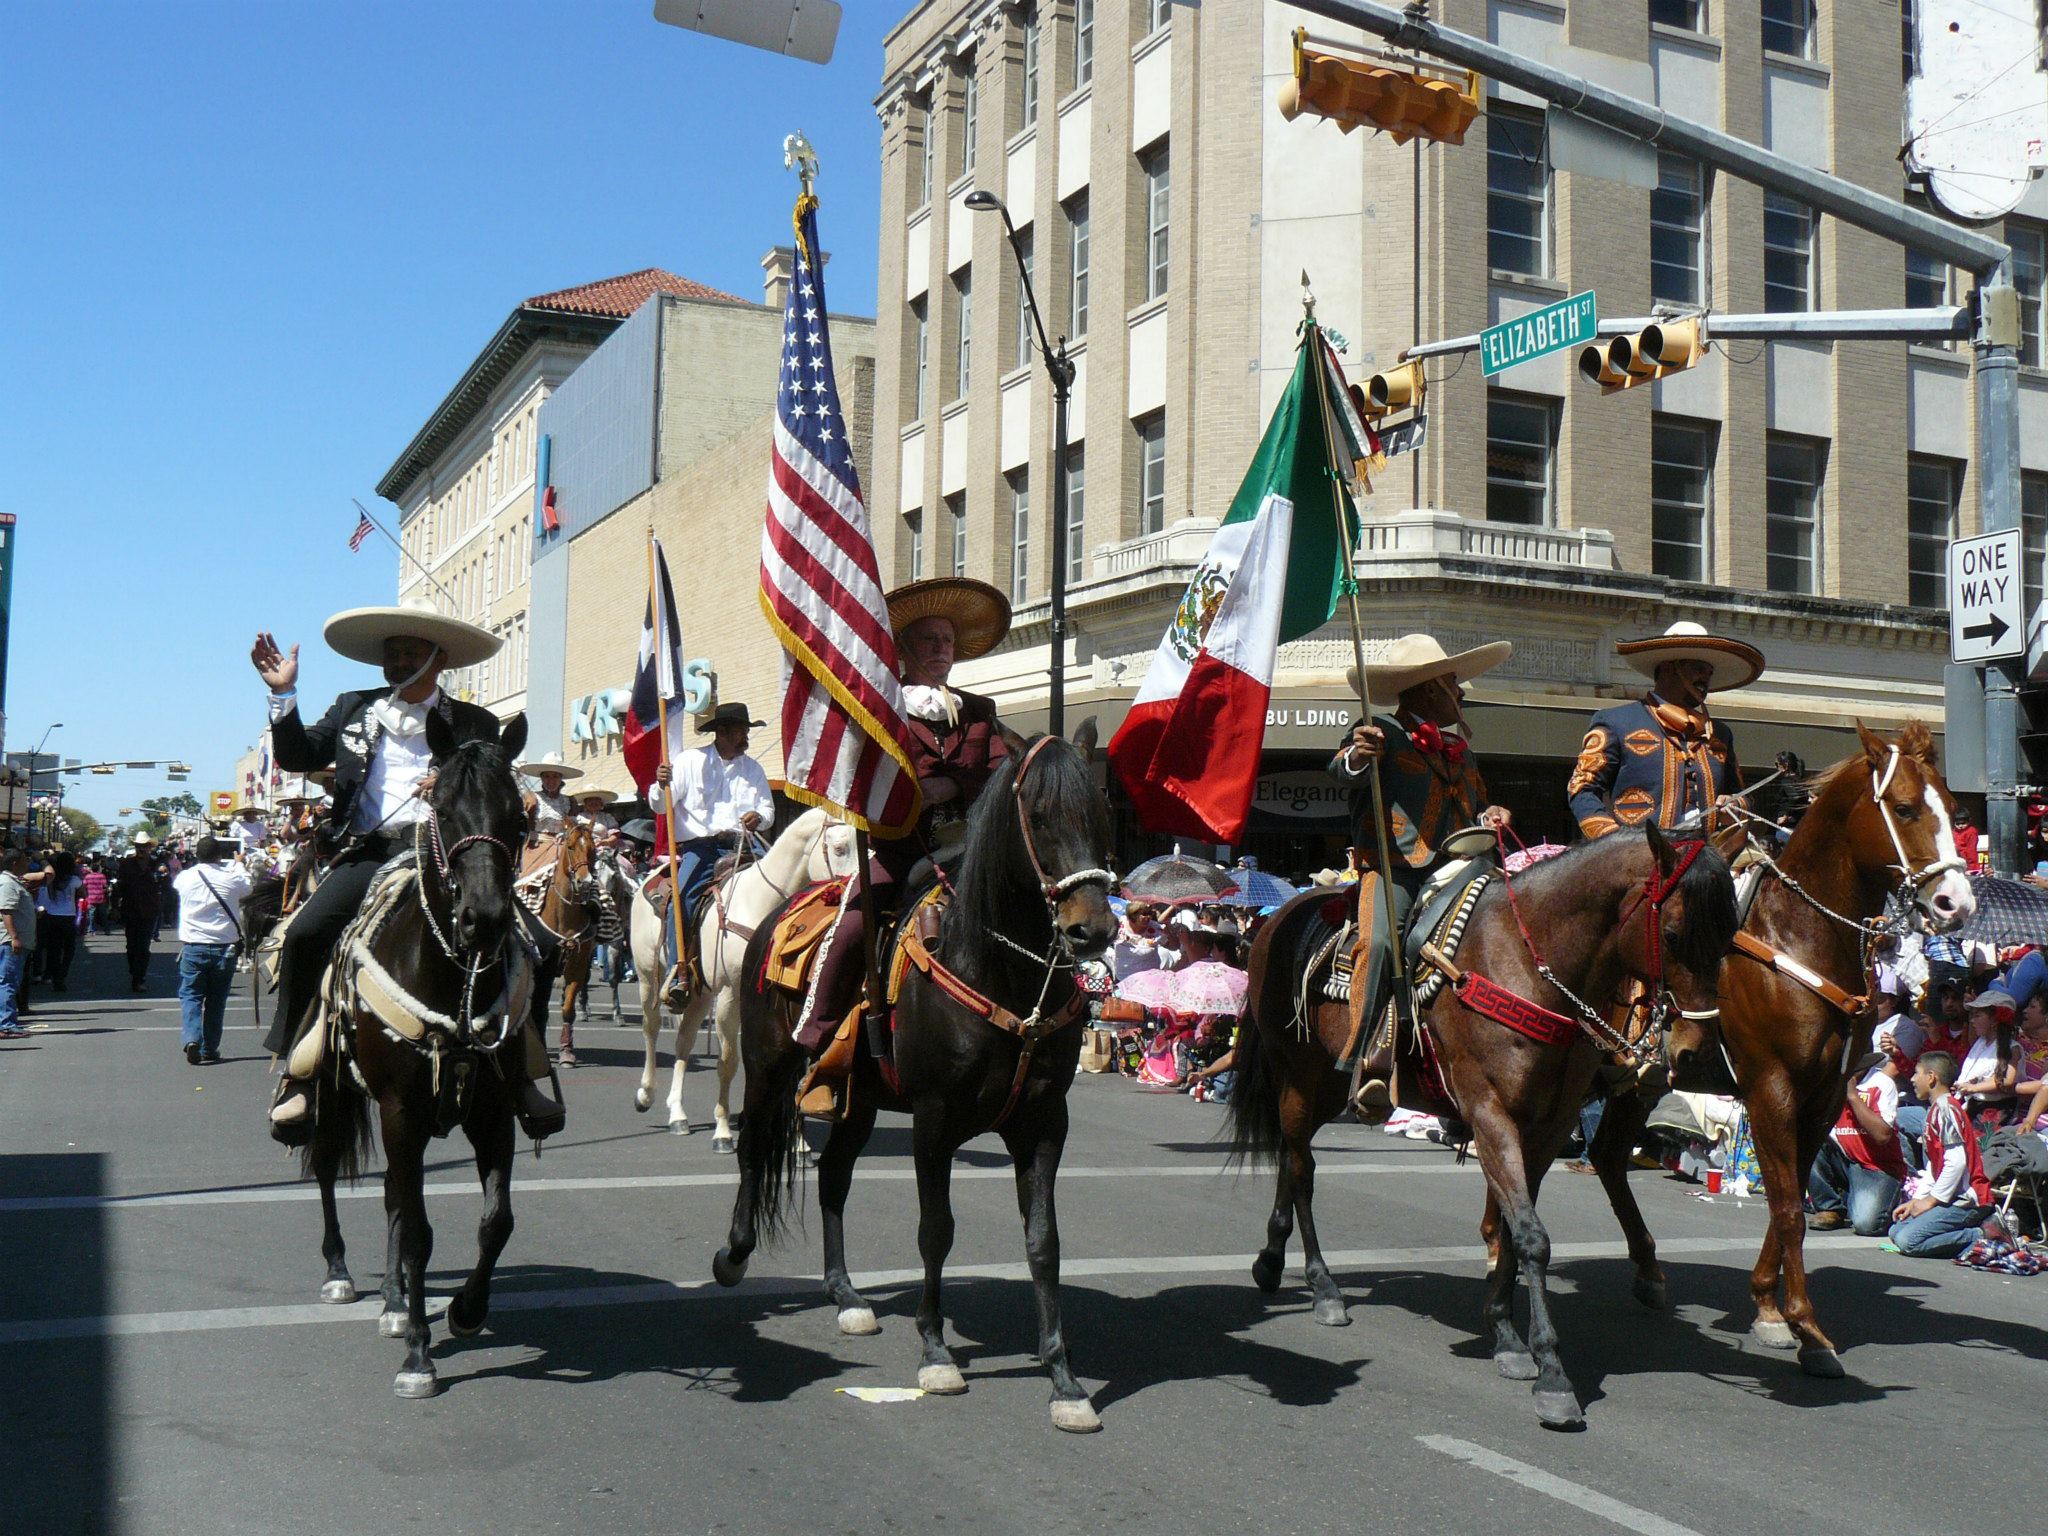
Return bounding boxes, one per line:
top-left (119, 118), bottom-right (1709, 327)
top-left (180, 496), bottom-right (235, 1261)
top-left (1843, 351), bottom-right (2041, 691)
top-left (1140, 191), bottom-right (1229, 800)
top-left (795, 902), bottom-right (866, 1053)
top-left (513, 1021), bottom-right (566, 1140)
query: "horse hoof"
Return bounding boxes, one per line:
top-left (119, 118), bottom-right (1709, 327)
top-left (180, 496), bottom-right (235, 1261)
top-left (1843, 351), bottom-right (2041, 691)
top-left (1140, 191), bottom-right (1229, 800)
top-left (1799, 1346), bottom-right (1846, 1379)
top-left (917, 1363), bottom-right (967, 1395)
top-left (1050, 1398), bottom-right (1102, 1434)
top-left (1250, 1253), bottom-right (1283, 1294)
top-left (668, 1119), bottom-right (690, 1137)
top-left (1534, 1390), bottom-right (1585, 1430)
top-left (1751, 1319), bottom-right (1799, 1351)
top-left (1496, 1352), bottom-right (1539, 1381)
top-left (836, 1306), bottom-right (880, 1337)
top-left (713, 1132), bottom-right (736, 1155)
top-left (633, 1090), bottom-right (652, 1114)
top-left (393, 1369), bottom-right (441, 1400)
top-left (712, 1249), bottom-right (747, 1288)
top-left (319, 1279), bottom-right (357, 1305)
top-left (1311, 1296), bottom-right (1351, 1328)
top-left (378, 1310), bottom-right (407, 1339)
top-left (1634, 1275), bottom-right (1669, 1311)
top-left (447, 1296), bottom-right (485, 1339)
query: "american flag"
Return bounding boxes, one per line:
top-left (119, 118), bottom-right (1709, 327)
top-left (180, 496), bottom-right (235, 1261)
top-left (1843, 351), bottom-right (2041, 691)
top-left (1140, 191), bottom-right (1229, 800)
top-left (348, 509), bottom-right (375, 552)
top-left (758, 194), bottom-right (920, 836)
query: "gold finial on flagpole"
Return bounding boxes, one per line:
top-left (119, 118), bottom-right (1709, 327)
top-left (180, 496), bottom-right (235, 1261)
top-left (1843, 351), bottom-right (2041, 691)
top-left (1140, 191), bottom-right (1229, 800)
top-left (784, 132), bottom-right (819, 197)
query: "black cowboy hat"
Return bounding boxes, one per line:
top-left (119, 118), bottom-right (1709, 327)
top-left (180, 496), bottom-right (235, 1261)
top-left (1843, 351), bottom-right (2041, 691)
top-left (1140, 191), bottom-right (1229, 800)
top-left (697, 702), bottom-right (766, 733)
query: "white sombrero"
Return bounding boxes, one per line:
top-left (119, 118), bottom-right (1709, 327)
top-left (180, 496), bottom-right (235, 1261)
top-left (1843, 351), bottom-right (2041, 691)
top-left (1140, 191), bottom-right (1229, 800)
top-left (323, 595), bottom-right (501, 670)
top-left (1616, 621), bottom-right (1764, 692)
top-left (516, 751), bottom-right (584, 783)
top-left (1347, 633), bottom-right (1512, 706)
top-left (573, 786), bottom-right (620, 807)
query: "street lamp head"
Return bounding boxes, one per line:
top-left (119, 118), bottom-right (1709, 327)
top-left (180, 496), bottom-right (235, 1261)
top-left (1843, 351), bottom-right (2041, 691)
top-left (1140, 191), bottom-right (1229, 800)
top-left (963, 190), bottom-right (1004, 213)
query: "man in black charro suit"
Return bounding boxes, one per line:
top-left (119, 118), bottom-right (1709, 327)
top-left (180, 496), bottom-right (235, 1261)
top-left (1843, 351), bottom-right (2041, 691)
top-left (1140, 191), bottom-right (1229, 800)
top-left (251, 596), bottom-right (564, 1141)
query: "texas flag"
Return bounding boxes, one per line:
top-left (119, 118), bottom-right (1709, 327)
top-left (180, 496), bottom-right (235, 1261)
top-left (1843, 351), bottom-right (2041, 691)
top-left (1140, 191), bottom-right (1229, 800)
top-left (621, 535), bottom-right (687, 795)
top-left (1107, 325), bottom-right (1366, 844)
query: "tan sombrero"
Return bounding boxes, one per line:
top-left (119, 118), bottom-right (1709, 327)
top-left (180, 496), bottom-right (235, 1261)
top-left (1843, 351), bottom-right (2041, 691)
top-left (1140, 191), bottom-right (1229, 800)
top-left (323, 595), bottom-right (501, 670)
top-left (886, 578), bottom-right (1012, 663)
top-left (1347, 633), bottom-right (1512, 706)
top-left (516, 750), bottom-right (584, 783)
top-left (1616, 621), bottom-right (1764, 692)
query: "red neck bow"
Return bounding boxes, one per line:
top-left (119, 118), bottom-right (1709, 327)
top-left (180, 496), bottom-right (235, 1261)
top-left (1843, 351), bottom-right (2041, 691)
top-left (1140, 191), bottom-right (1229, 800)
top-left (1408, 720), bottom-right (1468, 765)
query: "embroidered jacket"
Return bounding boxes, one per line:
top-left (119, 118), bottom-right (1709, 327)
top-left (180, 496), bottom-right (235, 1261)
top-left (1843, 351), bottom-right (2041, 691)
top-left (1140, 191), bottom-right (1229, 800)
top-left (1327, 713), bottom-right (1488, 873)
top-left (271, 690), bottom-right (506, 836)
top-left (901, 688), bottom-right (1011, 842)
top-left (1568, 695), bottom-right (1742, 839)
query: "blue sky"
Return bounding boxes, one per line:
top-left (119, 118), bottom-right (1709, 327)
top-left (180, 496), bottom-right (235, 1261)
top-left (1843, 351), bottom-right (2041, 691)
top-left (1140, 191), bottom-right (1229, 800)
top-left (2, 0), bottom-right (892, 829)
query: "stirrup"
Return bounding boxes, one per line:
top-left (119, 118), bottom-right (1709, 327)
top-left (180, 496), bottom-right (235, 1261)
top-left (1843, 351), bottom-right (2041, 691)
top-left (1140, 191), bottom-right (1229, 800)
top-left (660, 964), bottom-right (692, 1011)
top-left (269, 1080), bottom-right (314, 1147)
top-left (516, 1070), bottom-right (567, 1141)
top-left (1349, 1076), bottom-right (1393, 1126)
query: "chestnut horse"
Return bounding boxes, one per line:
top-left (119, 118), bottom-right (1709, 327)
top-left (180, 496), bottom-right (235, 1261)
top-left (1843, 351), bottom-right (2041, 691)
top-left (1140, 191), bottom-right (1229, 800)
top-left (1228, 821), bottom-right (1738, 1427)
top-left (530, 820), bottom-right (601, 1063)
top-left (1587, 722), bottom-right (1973, 1377)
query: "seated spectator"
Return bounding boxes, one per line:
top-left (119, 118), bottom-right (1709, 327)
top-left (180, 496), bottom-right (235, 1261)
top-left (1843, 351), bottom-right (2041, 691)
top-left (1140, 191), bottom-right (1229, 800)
top-left (1808, 1051), bottom-right (1910, 1234)
top-left (1111, 903), bottom-right (1164, 982)
top-left (1165, 909), bottom-right (1221, 971)
top-left (1888, 1051), bottom-right (1996, 1258)
top-left (1955, 988), bottom-right (2020, 1129)
top-left (1873, 984), bottom-right (1924, 1063)
top-left (2014, 994), bottom-right (2048, 1135)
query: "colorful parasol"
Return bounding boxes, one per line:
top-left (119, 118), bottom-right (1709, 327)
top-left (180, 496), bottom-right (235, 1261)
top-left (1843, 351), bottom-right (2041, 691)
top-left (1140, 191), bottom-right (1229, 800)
top-left (1123, 853), bottom-right (1235, 904)
top-left (1169, 960), bottom-right (1249, 1017)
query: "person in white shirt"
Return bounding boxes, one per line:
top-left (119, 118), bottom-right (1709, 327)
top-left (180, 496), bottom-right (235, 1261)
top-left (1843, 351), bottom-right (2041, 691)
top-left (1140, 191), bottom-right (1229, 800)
top-left (1954, 988), bottom-right (2020, 1120)
top-left (172, 836), bottom-right (252, 1065)
top-left (517, 752), bottom-right (582, 839)
top-left (650, 702), bottom-right (775, 996)
top-left (232, 807), bottom-right (270, 857)
top-left (573, 788), bottom-right (621, 846)
top-left (1111, 902), bottom-right (1165, 982)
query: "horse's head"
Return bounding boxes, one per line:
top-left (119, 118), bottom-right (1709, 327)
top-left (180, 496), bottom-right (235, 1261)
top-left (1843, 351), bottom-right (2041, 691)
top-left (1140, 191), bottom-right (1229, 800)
top-left (811, 815), bottom-right (860, 882)
top-left (1621, 820), bottom-right (1740, 1081)
top-left (1817, 723), bottom-right (1974, 931)
top-left (964, 724), bottom-right (1117, 960)
top-left (423, 711), bottom-right (528, 956)
top-left (557, 818), bottom-right (601, 906)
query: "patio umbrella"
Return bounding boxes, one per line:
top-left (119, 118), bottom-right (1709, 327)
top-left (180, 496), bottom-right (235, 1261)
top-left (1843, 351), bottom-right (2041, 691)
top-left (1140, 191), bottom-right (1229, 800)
top-left (1122, 853), bottom-right (1234, 904)
top-left (1169, 960), bottom-right (1249, 1016)
top-left (1113, 968), bottom-right (1181, 1010)
top-left (1221, 865), bottom-right (1301, 908)
top-left (1954, 873), bottom-right (2048, 947)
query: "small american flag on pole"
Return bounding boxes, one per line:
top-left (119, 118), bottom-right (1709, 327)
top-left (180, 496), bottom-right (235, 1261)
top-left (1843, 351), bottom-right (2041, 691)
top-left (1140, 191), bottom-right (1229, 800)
top-left (349, 509), bottom-right (376, 552)
top-left (758, 185), bottom-right (921, 836)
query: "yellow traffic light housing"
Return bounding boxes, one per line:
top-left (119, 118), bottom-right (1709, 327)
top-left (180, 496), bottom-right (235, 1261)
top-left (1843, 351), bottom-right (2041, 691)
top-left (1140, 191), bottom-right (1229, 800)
top-left (1277, 30), bottom-right (1482, 147)
top-left (1365, 360), bottom-right (1426, 418)
top-left (1577, 318), bottom-right (1706, 395)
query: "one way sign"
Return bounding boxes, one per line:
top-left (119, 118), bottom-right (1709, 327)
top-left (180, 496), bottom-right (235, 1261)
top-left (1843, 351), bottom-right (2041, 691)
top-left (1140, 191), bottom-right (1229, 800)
top-left (1949, 528), bottom-right (2026, 663)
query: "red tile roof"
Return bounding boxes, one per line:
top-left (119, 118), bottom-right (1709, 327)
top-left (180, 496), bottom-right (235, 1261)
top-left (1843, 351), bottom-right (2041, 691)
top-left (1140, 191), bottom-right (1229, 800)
top-left (524, 267), bottom-right (747, 317)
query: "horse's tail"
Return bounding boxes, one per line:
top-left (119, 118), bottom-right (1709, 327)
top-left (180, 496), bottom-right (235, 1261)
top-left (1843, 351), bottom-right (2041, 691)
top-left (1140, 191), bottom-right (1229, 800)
top-left (730, 922), bottom-right (810, 1243)
top-left (300, 1075), bottom-right (374, 1185)
top-left (1225, 891), bottom-right (1319, 1170)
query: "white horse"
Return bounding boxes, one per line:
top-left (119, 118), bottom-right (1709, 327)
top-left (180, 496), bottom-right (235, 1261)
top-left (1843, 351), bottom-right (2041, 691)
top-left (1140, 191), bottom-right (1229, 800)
top-left (631, 806), bottom-right (856, 1148)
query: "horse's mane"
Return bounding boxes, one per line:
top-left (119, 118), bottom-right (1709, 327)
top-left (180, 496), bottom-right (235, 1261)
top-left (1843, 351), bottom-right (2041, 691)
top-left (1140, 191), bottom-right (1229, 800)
top-left (1802, 722), bottom-right (1938, 808)
top-left (947, 736), bottom-right (1102, 976)
top-left (435, 737), bottom-right (517, 810)
top-left (1509, 828), bottom-right (1736, 978)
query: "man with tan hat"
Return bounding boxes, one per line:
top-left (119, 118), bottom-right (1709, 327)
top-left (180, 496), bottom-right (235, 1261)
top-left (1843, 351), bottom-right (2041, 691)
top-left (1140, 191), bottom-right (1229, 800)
top-left (1568, 620), bottom-right (1762, 839)
top-left (516, 751), bottom-right (582, 837)
top-left (1330, 632), bottom-right (1515, 1118)
top-left (249, 597), bottom-right (564, 1142)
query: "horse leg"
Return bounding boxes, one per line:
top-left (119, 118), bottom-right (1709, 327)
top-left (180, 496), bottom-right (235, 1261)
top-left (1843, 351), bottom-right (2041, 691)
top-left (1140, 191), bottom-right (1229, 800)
top-left (1249, 1148), bottom-right (1296, 1295)
top-left (1002, 1100), bottom-right (1099, 1433)
top-left (1471, 1101), bottom-right (1582, 1428)
top-left (382, 1121), bottom-right (439, 1398)
top-left (1481, 1188), bottom-right (1535, 1379)
top-left (448, 1090), bottom-right (516, 1340)
top-left (666, 997), bottom-right (701, 1135)
top-left (1586, 1089), bottom-right (1667, 1309)
top-left (378, 1189), bottom-right (407, 1337)
top-left (1744, 1066), bottom-right (1803, 1353)
top-left (1774, 1108), bottom-right (1846, 1377)
top-left (820, 1096), bottom-right (879, 1333)
top-left (634, 963), bottom-right (663, 1113)
top-left (311, 1128), bottom-right (355, 1304)
top-left (911, 1101), bottom-right (966, 1396)
top-left (1288, 1127), bottom-right (1348, 1328)
top-left (710, 987), bottom-right (741, 1153)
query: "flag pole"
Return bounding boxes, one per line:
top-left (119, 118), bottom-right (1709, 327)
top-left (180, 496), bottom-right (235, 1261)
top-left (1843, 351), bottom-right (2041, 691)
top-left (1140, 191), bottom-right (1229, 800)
top-left (648, 528), bottom-right (690, 991)
top-left (353, 498), bottom-right (461, 611)
top-left (1301, 283), bottom-right (1410, 1028)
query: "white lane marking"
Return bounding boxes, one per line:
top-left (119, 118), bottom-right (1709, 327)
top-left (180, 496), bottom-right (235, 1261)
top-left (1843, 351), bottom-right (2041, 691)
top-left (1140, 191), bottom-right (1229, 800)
top-left (0, 1158), bottom-right (1475, 1213)
top-left (1419, 1436), bottom-right (1704, 1536)
top-left (0, 1234), bottom-right (1864, 1345)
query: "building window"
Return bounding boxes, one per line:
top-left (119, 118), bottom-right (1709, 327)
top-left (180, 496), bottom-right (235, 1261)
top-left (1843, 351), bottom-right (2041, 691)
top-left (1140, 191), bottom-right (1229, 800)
top-left (2014, 223), bottom-right (2046, 367)
top-left (1142, 145), bottom-right (1170, 300)
top-left (954, 272), bottom-right (972, 398)
top-left (1906, 220), bottom-right (1956, 349)
top-left (1134, 414), bottom-right (1168, 535)
top-left (1021, 8), bottom-right (1040, 123)
top-left (1064, 448), bottom-right (1086, 583)
top-left (1650, 154), bottom-right (1705, 306)
top-left (1015, 231), bottom-right (1036, 368)
top-left (1487, 107), bottom-right (1549, 277)
top-left (1485, 392), bottom-right (1555, 526)
top-left (1907, 456), bottom-right (1960, 607)
top-left (1651, 417), bottom-right (1713, 582)
top-left (1146, 0), bottom-right (1173, 34)
top-left (1765, 434), bottom-right (1824, 594)
top-left (1764, 194), bottom-right (1815, 312)
top-left (912, 298), bottom-right (928, 416)
top-left (1650, 0), bottom-right (1704, 29)
top-left (907, 511), bottom-right (924, 580)
top-left (1067, 194), bottom-right (1090, 338)
top-left (1762, 0), bottom-right (1814, 57)
top-left (1902, 0), bottom-right (1918, 81)
top-left (1010, 469), bottom-right (1030, 603)
top-left (916, 97), bottom-right (935, 207)
top-left (947, 492), bottom-right (968, 577)
top-left (1075, 0), bottom-right (1094, 87)
top-left (2024, 473), bottom-right (2047, 617)
top-left (962, 59), bottom-right (978, 175)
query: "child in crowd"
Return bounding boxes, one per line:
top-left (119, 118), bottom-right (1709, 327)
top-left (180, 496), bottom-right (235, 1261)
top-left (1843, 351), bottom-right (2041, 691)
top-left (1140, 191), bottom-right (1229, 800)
top-left (1888, 1051), bottom-right (1997, 1258)
top-left (1808, 1050), bottom-right (1910, 1234)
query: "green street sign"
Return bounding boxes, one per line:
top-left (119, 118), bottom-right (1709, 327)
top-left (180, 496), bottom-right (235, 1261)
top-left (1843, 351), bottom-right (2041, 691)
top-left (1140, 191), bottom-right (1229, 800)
top-left (1479, 290), bottom-right (1597, 376)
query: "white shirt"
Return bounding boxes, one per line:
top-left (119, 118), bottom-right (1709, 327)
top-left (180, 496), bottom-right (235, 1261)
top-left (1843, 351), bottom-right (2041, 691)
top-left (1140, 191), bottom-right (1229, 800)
top-left (1829, 1068), bottom-right (1899, 1153)
top-left (1111, 935), bottom-right (1162, 982)
top-left (270, 687), bottom-right (437, 835)
top-left (234, 817), bottom-right (269, 854)
top-left (653, 743), bottom-right (775, 841)
top-left (530, 790), bottom-right (571, 834)
top-left (173, 861), bottom-right (252, 946)
top-left (1958, 1035), bottom-right (2008, 1100)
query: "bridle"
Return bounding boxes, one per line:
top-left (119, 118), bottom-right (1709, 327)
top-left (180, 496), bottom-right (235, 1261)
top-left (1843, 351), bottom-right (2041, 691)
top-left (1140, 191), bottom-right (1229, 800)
top-left (1869, 744), bottom-right (1966, 915)
top-left (1010, 736), bottom-right (1116, 943)
top-left (417, 804), bottom-right (517, 965)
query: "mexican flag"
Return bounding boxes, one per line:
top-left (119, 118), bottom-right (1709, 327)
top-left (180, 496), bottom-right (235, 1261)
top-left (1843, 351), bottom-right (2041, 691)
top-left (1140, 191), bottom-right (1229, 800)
top-left (1107, 325), bottom-right (1368, 843)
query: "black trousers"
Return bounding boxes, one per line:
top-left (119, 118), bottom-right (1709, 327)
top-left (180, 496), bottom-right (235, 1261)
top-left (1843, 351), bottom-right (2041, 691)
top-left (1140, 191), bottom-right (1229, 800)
top-left (263, 844), bottom-right (391, 1057)
top-left (124, 913), bottom-right (156, 987)
top-left (36, 914), bottom-right (77, 985)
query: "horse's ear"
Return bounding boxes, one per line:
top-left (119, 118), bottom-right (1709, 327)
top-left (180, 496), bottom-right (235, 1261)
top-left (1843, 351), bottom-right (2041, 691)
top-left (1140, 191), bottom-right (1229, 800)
top-left (1855, 721), bottom-right (1890, 767)
top-left (1710, 817), bottom-right (1748, 866)
top-left (1071, 714), bottom-right (1099, 761)
top-left (498, 712), bottom-right (529, 764)
top-left (425, 708), bottom-right (457, 761)
top-left (1644, 816), bottom-right (1676, 876)
top-left (1899, 720), bottom-right (1936, 767)
top-left (997, 722), bottom-right (1030, 761)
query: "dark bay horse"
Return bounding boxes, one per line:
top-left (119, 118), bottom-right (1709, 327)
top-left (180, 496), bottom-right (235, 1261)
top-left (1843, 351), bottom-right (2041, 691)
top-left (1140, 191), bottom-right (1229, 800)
top-left (1588, 722), bottom-right (1973, 1377)
top-left (303, 711), bottom-right (536, 1399)
top-left (1229, 820), bottom-right (1738, 1427)
top-left (713, 727), bottom-right (1118, 1432)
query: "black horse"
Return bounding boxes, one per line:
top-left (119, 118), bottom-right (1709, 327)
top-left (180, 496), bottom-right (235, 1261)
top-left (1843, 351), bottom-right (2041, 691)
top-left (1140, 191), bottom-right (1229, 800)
top-left (713, 726), bottom-right (1118, 1432)
top-left (303, 711), bottom-right (535, 1399)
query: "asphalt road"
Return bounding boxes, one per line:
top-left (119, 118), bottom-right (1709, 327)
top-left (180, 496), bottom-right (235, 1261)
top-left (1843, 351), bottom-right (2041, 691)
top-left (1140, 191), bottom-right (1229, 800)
top-left (5, 932), bottom-right (2045, 1536)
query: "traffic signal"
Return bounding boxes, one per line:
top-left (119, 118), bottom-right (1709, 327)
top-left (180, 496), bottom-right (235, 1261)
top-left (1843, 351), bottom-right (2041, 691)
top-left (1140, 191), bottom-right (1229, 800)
top-left (1363, 360), bottom-right (1426, 419)
top-left (1576, 318), bottom-right (1706, 395)
top-left (1277, 30), bottom-right (1482, 147)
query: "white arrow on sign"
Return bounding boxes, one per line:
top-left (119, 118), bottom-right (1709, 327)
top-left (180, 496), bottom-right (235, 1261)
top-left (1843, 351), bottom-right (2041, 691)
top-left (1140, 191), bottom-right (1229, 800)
top-left (1949, 528), bottom-right (2026, 664)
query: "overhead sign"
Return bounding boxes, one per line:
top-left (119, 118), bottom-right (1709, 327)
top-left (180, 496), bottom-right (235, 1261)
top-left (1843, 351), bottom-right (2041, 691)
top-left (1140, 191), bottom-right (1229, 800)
top-left (1906, 0), bottom-right (2048, 220)
top-left (1480, 291), bottom-right (1596, 377)
top-left (1949, 528), bottom-right (2026, 663)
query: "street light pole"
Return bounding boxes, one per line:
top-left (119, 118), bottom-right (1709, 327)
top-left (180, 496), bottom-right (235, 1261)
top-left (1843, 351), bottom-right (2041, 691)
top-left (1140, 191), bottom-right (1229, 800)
top-left (965, 190), bottom-right (1075, 737)
top-left (27, 723), bottom-right (60, 845)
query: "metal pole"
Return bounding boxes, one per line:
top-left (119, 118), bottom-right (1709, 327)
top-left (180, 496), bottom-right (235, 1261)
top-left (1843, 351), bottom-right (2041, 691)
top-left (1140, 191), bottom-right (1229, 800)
top-left (1049, 350), bottom-right (1071, 737)
top-left (1977, 269), bottom-right (2025, 875)
top-left (1402, 306), bottom-right (1972, 360)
